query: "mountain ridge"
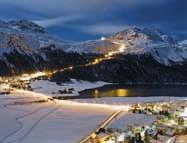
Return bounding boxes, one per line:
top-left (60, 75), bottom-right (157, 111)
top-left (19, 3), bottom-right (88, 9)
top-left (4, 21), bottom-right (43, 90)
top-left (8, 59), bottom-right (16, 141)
top-left (0, 20), bottom-right (187, 83)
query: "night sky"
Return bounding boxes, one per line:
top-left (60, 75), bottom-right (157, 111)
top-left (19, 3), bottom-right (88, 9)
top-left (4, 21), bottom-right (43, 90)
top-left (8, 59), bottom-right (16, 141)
top-left (0, 0), bottom-right (186, 41)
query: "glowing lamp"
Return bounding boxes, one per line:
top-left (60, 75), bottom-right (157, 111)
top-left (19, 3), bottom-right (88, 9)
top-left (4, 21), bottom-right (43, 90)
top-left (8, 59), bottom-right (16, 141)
top-left (119, 44), bottom-right (127, 53)
top-left (101, 37), bottom-right (106, 41)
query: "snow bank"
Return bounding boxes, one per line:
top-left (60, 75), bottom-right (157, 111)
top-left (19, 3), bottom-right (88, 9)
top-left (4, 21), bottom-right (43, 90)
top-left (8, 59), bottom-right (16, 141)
top-left (31, 79), bottom-right (110, 97)
top-left (74, 96), bottom-right (186, 105)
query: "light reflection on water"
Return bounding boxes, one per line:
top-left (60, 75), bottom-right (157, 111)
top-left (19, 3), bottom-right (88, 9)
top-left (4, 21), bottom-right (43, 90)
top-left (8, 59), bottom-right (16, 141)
top-left (93, 89), bottom-right (129, 98)
top-left (79, 85), bottom-right (187, 98)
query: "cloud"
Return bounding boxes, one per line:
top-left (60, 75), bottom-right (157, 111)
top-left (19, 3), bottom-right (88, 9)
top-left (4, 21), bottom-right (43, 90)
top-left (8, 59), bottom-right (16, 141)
top-left (34, 15), bottom-right (83, 27)
top-left (0, 0), bottom-right (169, 29)
top-left (78, 23), bottom-right (130, 35)
top-left (0, 0), bottom-right (167, 16)
top-left (1, 0), bottom-right (182, 41)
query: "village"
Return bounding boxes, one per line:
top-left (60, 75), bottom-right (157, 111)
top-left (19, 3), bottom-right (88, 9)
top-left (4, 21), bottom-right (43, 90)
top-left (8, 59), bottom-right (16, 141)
top-left (92, 101), bottom-right (187, 143)
top-left (1, 74), bottom-right (187, 143)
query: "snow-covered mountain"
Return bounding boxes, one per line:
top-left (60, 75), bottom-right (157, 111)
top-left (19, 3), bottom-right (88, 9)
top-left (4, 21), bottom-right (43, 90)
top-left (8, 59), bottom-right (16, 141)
top-left (0, 20), bottom-right (187, 81)
top-left (0, 20), bottom-right (74, 75)
top-left (54, 27), bottom-right (186, 66)
top-left (110, 27), bottom-right (187, 65)
top-left (0, 20), bottom-right (67, 54)
top-left (0, 20), bottom-right (186, 66)
top-left (71, 27), bottom-right (187, 66)
top-left (109, 28), bottom-right (187, 65)
top-left (50, 28), bottom-right (187, 84)
top-left (0, 19), bottom-right (46, 33)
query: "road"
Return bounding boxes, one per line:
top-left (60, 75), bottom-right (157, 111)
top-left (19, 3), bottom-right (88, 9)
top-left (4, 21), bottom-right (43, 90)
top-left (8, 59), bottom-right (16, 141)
top-left (79, 110), bottom-right (123, 143)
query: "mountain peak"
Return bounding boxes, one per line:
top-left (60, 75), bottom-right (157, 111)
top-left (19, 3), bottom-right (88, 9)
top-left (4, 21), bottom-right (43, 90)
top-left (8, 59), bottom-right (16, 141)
top-left (8, 19), bottom-right (46, 33)
top-left (112, 27), bottom-right (176, 44)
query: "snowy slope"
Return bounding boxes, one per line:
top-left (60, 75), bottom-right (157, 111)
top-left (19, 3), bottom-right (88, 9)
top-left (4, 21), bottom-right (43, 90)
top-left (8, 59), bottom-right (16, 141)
top-left (113, 27), bottom-right (187, 65)
top-left (0, 20), bottom-right (67, 55)
top-left (0, 89), bottom-right (112, 143)
top-left (73, 27), bottom-right (187, 66)
top-left (0, 20), bottom-right (187, 67)
top-left (65, 40), bottom-right (114, 54)
top-left (64, 27), bottom-right (187, 65)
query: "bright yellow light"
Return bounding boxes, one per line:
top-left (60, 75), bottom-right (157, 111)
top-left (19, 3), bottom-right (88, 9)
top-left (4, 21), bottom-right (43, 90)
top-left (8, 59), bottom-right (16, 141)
top-left (91, 133), bottom-right (97, 138)
top-left (117, 89), bottom-right (128, 97)
top-left (92, 59), bottom-right (100, 64)
top-left (19, 72), bottom-right (46, 81)
top-left (108, 52), bottom-right (115, 56)
top-left (104, 51), bottom-right (116, 58)
top-left (119, 44), bottom-right (127, 53)
top-left (94, 89), bottom-right (99, 98)
top-left (108, 52), bottom-right (113, 56)
top-left (95, 59), bottom-right (99, 62)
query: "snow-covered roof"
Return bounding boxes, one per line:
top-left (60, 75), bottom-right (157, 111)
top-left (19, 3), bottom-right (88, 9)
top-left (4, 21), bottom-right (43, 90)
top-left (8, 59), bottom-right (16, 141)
top-left (180, 108), bottom-right (187, 118)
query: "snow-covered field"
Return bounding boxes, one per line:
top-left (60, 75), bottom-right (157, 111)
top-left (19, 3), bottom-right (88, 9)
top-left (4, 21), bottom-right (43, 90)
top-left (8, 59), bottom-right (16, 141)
top-left (0, 90), bottom-right (113, 143)
top-left (31, 79), bottom-right (110, 97)
top-left (110, 113), bottom-right (156, 129)
top-left (1, 82), bottom-right (187, 143)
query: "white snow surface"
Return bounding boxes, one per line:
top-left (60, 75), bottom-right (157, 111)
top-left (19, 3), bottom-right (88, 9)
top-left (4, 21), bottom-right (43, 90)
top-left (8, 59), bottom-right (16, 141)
top-left (110, 113), bottom-right (156, 129)
top-left (31, 79), bottom-right (110, 97)
top-left (112, 30), bottom-right (187, 66)
top-left (0, 85), bottom-right (186, 143)
top-left (0, 89), bottom-right (112, 143)
top-left (66, 27), bottom-right (187, 66)
top-left (65, 27), bottom-right (187, 66)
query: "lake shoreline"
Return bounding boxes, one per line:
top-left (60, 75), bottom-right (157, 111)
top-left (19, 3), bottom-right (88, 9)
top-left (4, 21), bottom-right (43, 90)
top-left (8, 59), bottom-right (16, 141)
top-left (77, 84), bottom-right (187, 99)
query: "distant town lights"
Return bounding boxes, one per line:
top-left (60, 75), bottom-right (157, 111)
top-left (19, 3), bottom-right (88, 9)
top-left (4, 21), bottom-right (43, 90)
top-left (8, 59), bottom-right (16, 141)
top-left (93, 59), bottom-right (100, 64)
top-left (19, 72), bottom-right (46, 81)
top-left (1, 83), bottom-right (10, 90)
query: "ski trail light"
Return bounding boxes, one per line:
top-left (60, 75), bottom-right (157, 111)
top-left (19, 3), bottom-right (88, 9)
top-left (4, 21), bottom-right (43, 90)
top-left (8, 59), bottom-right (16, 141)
top-left (119, 44), bottom-right (127, 53)
top-left (93, 59), bottom-right (99, 64)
